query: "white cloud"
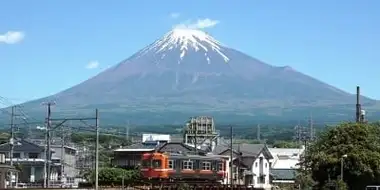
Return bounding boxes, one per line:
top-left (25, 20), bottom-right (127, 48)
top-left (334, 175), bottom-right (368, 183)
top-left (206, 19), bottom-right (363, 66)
top-left (0, 31), bottom-right (25, 44)
top-left (170, 12), bottom-right (180, 19)
top-left (86, 61), bottom-right (100, 69)
top-left (174, 18), bottom-right (220, 30)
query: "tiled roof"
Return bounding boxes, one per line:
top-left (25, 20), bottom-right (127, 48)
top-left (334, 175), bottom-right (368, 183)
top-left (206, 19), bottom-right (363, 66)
top-left (0, 138), bottom-right (44, 152)
top-left (270, 169), bottom-right (296, 180)
top-left (127, 143), bottom-right (158, 149)
top-left (213, 143), bottom-right (267, 156)
top-left (114, 142), bottom-right (206, 155)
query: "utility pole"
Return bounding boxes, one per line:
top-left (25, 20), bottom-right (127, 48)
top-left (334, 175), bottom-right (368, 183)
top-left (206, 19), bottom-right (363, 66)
top-left (309, 113), bottom-right (314, 141)
top-left (42, 104), bottom-right (99, 189)
top-left (43, 125), bottom-right (47, 189)
top-left (43, 101), bottom-right (55, 188)
top-left (10, 106), bottom-right (15, 166)
top-left (60, 125), bottom-right (65, 184)
top-left (294, 125), bottom-right (301, 146)
top-left (194, 126), bottom-right (198, 155)
top-left (125, 121), bottom-right (129, 142)
top-left (229, 125), bottom-right (233, 189)
top-left (256, 124), bottom-right (260, 141)
top-left (237, 143), bottom-right (240, 185)
top-left (95, 109), bottom-right (99, 190)
top-left (9, 106), bottom-right (15, 188)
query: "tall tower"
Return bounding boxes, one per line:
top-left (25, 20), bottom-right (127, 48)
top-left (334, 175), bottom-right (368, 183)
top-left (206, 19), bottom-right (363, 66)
top-left (183, 116), bottom-right (219, 152)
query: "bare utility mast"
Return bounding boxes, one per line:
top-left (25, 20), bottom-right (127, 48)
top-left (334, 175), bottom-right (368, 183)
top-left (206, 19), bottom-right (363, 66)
top-left (256, 124), bottom-right (261, 141)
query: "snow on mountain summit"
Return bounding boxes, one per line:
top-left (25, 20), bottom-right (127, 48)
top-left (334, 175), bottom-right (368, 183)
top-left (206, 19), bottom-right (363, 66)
top-left (139, 28), bottom-right (230, 63)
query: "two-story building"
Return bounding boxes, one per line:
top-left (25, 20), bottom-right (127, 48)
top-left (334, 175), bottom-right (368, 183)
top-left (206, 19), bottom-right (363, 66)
top-left (213, 143), bottom-right (273, 190)
top-left (0, 138), bottom-right (59, 184)
top-left (268, 146), bottom-right (305, 187)
top-left (50, 144), bottom-right (77, 183)
top-left (29, 138), bottom-right (78, 183)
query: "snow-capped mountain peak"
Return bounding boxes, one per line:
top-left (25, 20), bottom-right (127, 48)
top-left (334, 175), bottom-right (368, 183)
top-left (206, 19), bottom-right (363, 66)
top-left (139, 28), bottom-right (229, 63)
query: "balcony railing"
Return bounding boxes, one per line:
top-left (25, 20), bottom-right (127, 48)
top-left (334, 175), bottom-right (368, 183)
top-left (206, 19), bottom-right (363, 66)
top-left (6, 158), bottom-right (46, 162)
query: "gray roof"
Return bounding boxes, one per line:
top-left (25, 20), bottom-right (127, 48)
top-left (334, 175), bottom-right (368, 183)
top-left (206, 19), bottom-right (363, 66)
top-left (270, 169), bottom-right (296, 180)
top-left (125, 143), bottom-right (158, 149)
top-left (0, 138), bottom-right (44, 152)
top-left (116, 142), bottom-right (206, 155)
top-left (213, 143), bottom-right (266, 156)
top-left (157, 142), bottom-right (206, 155)
top-left (213, 143), bottom-right (273, 168)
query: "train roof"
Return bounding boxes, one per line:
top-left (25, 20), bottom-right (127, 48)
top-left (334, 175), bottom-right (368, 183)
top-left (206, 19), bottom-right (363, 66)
top-left (167, 153), bottom-right (225, 160)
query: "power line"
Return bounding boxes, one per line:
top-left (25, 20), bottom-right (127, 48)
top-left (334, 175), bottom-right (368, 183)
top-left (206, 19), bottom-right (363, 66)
top-left (41, 102), bottom-right (99, 190)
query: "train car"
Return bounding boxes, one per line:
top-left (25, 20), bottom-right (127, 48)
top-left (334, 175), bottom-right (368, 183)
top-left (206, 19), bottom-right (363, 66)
top-left (140, 152), bottom-right (226, 182)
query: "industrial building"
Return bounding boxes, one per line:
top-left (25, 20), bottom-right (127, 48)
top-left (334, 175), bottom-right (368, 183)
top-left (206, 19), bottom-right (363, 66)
top-left (183, 116), bottom-right (219, 152)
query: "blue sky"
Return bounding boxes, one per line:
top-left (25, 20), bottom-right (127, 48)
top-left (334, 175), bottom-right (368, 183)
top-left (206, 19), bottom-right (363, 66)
top-left (0, 0), bottom-right (379, 106)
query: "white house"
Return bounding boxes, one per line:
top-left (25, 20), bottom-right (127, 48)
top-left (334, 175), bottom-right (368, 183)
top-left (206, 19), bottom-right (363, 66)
top-left (213, 143), bottom-right (273, 190)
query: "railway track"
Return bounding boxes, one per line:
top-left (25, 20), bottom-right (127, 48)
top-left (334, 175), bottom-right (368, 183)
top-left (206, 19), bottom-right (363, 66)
top-left (138, 180), bottom-right (262, 190)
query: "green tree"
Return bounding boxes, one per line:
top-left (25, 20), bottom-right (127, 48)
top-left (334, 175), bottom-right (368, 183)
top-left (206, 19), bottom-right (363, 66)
top-left (89, 167), bottom-right (139, 186)
top-left (273, 140), bottom-right (300, 148)
top-left (300, 122), bottom-right (380, 189)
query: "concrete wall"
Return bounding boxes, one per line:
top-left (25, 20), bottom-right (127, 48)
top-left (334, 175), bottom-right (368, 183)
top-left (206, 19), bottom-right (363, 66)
top-left (50, 146), bottom-right (78, 178)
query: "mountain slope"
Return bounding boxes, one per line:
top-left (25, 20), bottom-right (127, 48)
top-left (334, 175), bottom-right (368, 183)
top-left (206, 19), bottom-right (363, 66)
top-left (16, 29), bottom-right (379, 124)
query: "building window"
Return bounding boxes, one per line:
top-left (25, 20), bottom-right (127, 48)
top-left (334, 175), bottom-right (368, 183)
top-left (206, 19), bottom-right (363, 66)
top-left (29, 153), bottom-right (39, 159)
top-left (168, 160), bottom-right (174, 169)
top-left (255, 162), bottom-right (258, 167)
top-left (265, 163), bottom-right (267, 168)
top-left (12, 153), bottom-right (20, 158)
top-left (182, 160), bottom-right (193, 170)
top-left (258, 176), bottom-right (265, 184)
top-left (202, 161), bottom-right (211, 170)
top-left (218, 162), bottom-right (224, 171)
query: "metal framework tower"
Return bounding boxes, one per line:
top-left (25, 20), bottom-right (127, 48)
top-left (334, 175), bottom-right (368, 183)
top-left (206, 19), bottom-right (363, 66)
top-left (183, 116), bottom-right (219, 152)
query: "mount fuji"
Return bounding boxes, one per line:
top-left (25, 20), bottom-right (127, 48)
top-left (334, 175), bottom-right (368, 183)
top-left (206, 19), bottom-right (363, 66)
top-left (16, 29), bottom-right (379, 124)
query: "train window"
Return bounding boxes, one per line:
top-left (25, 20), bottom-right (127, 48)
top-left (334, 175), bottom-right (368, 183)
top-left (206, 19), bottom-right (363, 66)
top-left (168, 160), bottom-right (174, 169)
top-left (182, 160), bottom-right (193, 170)
top-left (152, 159), bottom-right (162, 168)
top-left (202, 161), bottom-right (211, 170)
top-left (218, 162), bottom-right (224, 171)
top-left (141, 160), bottom-right (150, 168)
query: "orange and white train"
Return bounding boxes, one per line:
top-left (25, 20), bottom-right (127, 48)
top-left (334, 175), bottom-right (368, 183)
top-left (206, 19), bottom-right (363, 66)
top-left (140, 152), bottom-right (227, 183)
